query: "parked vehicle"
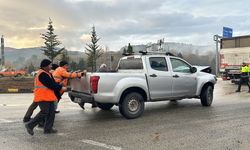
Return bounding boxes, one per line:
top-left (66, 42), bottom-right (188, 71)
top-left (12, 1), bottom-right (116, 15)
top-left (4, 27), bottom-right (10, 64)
top-left (220, 36), bottom-right (250, 83)
top-left (69, 52), bottom-right (217, 119)
top-left (0, 68), bottom-right (27, 77)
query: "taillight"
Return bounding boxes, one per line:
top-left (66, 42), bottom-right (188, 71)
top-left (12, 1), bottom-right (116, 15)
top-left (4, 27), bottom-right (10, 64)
top-left (220, 63), bottom-right (228, 69)
top-left (90, 76), bottom-right (100, 93)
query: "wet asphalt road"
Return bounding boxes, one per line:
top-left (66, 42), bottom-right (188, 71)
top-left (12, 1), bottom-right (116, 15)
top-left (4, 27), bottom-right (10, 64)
top-left (1, 79), bottom-right (250, 150)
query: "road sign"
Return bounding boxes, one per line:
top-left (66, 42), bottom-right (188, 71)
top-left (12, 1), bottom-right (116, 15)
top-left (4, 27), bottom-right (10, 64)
top-left (223, 27), bottom-right (233, 38)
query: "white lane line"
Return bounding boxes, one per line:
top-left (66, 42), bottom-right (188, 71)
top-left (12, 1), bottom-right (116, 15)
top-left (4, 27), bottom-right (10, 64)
top-left (0, 104), bottom-right (28, 107)
top-left (81, 139), bottom-right (122, 150)
top-left (57, 133), bottom-right (67, 136)
top-left (0, 119), bottom-right (14, 123)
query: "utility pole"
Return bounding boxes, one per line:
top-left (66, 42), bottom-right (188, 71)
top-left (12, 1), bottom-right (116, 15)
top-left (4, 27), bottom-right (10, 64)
top-left (1, 35), bottom-right (4, 66)
top-left (213, 34), bottom-right (222, 76)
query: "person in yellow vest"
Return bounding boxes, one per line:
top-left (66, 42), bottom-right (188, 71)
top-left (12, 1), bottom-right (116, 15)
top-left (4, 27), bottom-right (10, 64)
top-left (52, 60), bottom-right (91, 112)
top-left (236, 62), bottom-right (250, 92)
top-left (25, 59), bottom-right (66, 135)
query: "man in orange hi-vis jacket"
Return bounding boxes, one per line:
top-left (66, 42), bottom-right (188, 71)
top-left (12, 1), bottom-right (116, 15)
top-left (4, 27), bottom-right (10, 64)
top-left (52, 60), bottom-right (88, 112)
top-left (25, 59), bottom-right (67, 135)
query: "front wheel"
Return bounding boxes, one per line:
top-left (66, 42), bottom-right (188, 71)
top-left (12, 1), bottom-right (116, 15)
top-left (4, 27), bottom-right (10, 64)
top-left (96, 102), bottom-right (114, 110)
top-left (200, 85), bottom-right (213, 106)
top-left (119, 92), bottom-right (145, 119)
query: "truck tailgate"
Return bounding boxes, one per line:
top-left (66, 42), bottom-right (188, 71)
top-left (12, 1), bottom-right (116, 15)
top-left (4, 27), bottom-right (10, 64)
top-left (70, 74), bottom-right (90, 93)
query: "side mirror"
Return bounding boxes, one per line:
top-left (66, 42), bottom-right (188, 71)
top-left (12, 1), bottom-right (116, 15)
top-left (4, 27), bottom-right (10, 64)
top-left (190, 67), bottom-right (197, 73)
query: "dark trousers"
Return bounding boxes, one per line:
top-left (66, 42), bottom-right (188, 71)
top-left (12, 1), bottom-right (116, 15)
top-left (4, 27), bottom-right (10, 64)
top-left (24, 102), bottom-right (38, 119)
top-left (27, 101), bottom-right (55, 132)
top-left (237, 77), bottom-right (250, 91)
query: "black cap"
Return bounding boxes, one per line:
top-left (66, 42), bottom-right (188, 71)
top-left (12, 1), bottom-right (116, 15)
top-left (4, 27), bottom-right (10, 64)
top-left (40, 59), bottom-right (52, 68)
top-left (51, 64), bottom-right (59, 70)
top-left (59, 60), bottom-right (68, 67)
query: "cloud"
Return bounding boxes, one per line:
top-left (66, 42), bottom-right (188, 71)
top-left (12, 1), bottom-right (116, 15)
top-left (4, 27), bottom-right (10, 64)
top-left (80, 34), bottom-right (91, 42)
top-left (0, 0), bottom-right (250, 51)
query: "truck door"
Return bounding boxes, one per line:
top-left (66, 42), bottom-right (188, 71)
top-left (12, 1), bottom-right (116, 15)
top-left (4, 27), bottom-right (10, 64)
top-left (146, 57), bottom-right (173, 100)
top-left (170, 58), bottom-right (197, 97)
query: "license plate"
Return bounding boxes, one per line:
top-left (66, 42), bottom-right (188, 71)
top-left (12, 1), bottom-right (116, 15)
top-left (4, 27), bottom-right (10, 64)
top-left (74, 97), bottom-right (82, 103)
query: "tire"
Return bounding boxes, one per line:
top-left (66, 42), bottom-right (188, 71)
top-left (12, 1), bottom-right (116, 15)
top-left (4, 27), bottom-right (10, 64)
top-left (119, 92), bottom-right (145, 119)
top-left (200, 85), bottom-right (213, 106)
top-left (96, 102), bottom-right (114, 110)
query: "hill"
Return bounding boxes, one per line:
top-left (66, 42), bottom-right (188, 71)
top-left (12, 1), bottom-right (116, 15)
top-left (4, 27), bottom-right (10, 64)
top-left (3, 47), bottom-right (85, 69)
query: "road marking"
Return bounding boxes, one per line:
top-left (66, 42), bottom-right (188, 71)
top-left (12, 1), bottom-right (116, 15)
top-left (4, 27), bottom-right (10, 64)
top-left (0, 119), bottom-right (14, 123)
top-left (81, 139), bottom-right (122, 150)
top-left (0, 104), bottom-right (27, 107)
top-left (57, 133), bottom-right (67, 136)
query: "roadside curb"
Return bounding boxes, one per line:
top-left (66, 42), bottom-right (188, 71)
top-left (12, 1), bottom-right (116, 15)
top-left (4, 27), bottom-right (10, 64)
top-left (0, 88), bottom-right (33, 93)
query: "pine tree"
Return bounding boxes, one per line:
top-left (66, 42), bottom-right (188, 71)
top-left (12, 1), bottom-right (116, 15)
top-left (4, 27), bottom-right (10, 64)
top-left (127, 43), bottom-right (133, 54)
top-left (41, 18), bottom-right (64, 63)
top-left (69, 61), bottom-right (77, 71)
top-left (85, 26), bottom-right (103, 72)
top-left (77, 58), bottom-right (86, 70)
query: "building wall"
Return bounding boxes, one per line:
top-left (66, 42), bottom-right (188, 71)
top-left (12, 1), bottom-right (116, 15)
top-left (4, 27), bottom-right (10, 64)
top-left (221, 35), bottom-right (250, 48)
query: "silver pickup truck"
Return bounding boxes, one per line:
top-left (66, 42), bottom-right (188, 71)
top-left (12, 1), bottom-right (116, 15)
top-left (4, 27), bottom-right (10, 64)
top-left (69, 53), bottom-right (217, 119)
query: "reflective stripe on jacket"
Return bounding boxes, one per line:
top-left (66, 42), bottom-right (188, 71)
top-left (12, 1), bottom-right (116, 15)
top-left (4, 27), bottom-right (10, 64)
top-left (34, 69), bottom-right (58, 102)
top-left (241, 66), bottom-right (249, 73)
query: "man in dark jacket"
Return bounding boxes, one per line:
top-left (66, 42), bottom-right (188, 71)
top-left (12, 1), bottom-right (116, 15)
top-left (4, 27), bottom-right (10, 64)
top-left (23, 63), bottom-right (61, 123)
top-left (24, 59), bottom-right (66, 135)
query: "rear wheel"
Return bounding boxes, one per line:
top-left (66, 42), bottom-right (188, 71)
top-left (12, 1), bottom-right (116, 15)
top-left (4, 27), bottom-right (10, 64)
top-left (96, 102), bottom-right (114, 110)
top-left (200, 85), bottom-right (213, 106)
top-left (119, 92), bottom-right (144, 119)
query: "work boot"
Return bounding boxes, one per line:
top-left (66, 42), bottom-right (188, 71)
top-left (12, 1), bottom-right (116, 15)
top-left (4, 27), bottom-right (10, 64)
top-left (23, 117), bottom-right (30, 123)
top-left (38, 121), bottom-right (44, 128)
top-left (25, 124), bottom-right (34, 136)
top-left (44, 129), bottom-right (57, 134)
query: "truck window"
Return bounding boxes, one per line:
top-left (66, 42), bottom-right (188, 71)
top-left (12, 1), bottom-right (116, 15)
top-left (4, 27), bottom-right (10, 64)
top-left (170, 58), bottom-right (191, 73)
top-left (118, 57), bottom-right (143, 69)
top-left (149, 57), bottom-right (168, 71)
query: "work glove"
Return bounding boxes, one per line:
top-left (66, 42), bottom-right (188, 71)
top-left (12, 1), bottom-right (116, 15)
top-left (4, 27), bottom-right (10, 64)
top-left (81, 70), bottom-right (87, 76)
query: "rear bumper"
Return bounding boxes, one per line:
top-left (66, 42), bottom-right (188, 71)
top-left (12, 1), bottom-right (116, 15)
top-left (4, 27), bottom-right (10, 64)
top-left (68, 90), bottom-right (94, 103)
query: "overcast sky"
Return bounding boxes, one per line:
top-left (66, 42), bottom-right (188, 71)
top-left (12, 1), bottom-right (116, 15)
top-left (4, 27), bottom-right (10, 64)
top-left (0, 0), bottom-right (249, 51)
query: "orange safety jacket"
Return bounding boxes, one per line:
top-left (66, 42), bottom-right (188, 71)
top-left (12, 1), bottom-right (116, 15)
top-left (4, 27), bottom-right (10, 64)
top-left (52, 67), bottom-right (81, 94)
top-left (34, 69), bottom-right (58, 102)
